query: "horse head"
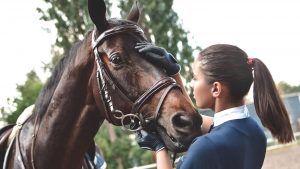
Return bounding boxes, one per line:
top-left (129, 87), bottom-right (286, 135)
top-left (88, 0), bottom-right (202, 152)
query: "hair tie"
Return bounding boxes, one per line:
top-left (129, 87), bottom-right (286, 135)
top-left (247, 58), bottom-right (254, 65)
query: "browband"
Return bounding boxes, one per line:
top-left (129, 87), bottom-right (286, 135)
top-left (92, 24), bottom-right (145, 50)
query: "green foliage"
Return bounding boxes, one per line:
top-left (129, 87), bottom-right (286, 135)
top-left (277, 81), bottom-right (300, 94)
top-left (120, 0), bottom-right (199, 82)
top-left (2, 70), bottom-right (43, 123)
top-left (37, 0), bottom-right (112, 70)
top-left (95, 123), bottom-right (153, 168)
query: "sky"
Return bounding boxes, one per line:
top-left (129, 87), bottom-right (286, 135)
top-left (0, 0), bottom-right (300, 107)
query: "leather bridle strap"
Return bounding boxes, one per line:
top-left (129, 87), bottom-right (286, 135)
top-left (92, 24), bottom-right (145, 50)
top-left (131, 77), bottom-right (180, 128)
top-left (154, 84), bottom-right (182, 121)
top-left (131, 77), bottom-right (177, 115)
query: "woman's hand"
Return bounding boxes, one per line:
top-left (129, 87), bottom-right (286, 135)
top-left (135, 130), bottom-right (165, 152)
top-left (135, 130), bottom-right (173, 169)
top-left (135, 42), bottom-right (180, 76)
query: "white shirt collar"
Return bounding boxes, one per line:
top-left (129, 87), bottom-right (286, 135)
top-left (213, 105), bottom-right (250, 127)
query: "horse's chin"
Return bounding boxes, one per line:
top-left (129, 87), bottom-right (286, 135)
top-left (156, 127), bottom-right (194, 153)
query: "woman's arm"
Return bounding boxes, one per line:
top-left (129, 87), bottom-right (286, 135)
top-left (135, 131), bottom-right (174, 169)
top-left (155, 150), bottom-right (173, 169)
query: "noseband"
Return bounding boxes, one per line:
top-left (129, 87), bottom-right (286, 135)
top-left (92, 24), bottom-right (182, 131)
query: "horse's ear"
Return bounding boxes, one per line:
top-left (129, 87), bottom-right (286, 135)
top-left (88, 0), bottom-right (108, 33)
top-left (127, 0), bottom-right (140, 23)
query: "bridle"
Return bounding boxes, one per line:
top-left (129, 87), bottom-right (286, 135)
top-left (92, 24), bottom-right (185, 165)
top-left (92, 23), bottom-right (182, 131)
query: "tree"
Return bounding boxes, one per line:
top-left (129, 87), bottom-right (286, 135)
top-left (277, 81), bottom-right (300, 94)
top-left (95, 122), bottom-right (152, 168)
top-left (120, 0), bottom-right (199, 82)
top-left (37, 0), bottom-right (112, 71)
top-left (1, 70), bottom-right (43, 123)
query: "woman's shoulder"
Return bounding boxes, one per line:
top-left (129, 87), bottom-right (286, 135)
top-left (212, 117), bottom-right (264, 134)
top-left (189, 134), bottom-right (218, 154)
top-left (220, 117), bottom-right (266, 138)
top-left (209, 118), bottom-right (266, 148)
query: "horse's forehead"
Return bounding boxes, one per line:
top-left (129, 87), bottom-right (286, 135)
top-left (102, 34), bottom-right (141, 54)
top-left (110, 32), bottom-right (140, 44)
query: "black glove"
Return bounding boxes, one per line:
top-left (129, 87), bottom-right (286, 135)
top-left (135, 42), bottom-right (181, 76)
top-left (135, 130), bottom-right (166, 152)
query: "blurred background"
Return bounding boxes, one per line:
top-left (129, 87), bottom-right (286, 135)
top-left (0, 0), bottom-right (299, 168)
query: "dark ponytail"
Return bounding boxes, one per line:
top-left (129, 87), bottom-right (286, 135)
top-left (252, 58), bottom-right (294, 143)
top-left (198, 44), bottom-right (294, 143)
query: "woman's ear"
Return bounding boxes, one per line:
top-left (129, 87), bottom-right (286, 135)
top-left (211, 82), bottom-right (222, 98)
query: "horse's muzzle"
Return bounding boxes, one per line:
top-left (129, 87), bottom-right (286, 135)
top-left (158, 111), bottom-right (202, 152)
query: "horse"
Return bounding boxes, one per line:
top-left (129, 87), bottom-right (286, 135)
top-left (0, 0), bottom-right (202, 168)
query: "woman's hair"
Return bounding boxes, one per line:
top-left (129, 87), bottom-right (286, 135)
top-left (196, 44), bottom-right (294, 143)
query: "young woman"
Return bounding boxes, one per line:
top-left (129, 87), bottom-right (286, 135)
top-left (135, 43), bottom-right (294, 169)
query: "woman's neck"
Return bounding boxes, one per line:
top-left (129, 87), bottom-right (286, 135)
top-left (214, 98), bottom-right (244, 113)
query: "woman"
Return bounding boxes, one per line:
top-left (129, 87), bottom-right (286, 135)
top-left (135, 43), bottom-right (294, 169)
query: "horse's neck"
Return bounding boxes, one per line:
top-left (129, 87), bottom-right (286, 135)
top-left (33, 41), bottom-right (103, 168)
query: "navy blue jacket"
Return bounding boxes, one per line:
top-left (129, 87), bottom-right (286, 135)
top-left (179, 117), bottom-right (267, 169)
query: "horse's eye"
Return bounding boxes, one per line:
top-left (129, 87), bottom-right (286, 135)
top-left (110, 56), bottom-right (123, 65)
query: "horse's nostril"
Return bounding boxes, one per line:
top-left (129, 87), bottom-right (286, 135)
top-left (172, 113), bottom-right (192, 128)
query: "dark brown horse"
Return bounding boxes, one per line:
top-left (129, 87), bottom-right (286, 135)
top-left (0, 0), bottom-right (202, 168)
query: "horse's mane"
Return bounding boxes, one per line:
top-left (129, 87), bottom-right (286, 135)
top-left (33, 32), bottom-right (91, 118)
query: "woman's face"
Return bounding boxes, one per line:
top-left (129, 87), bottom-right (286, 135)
top-left (191, 63), bottom-right (214, 109)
